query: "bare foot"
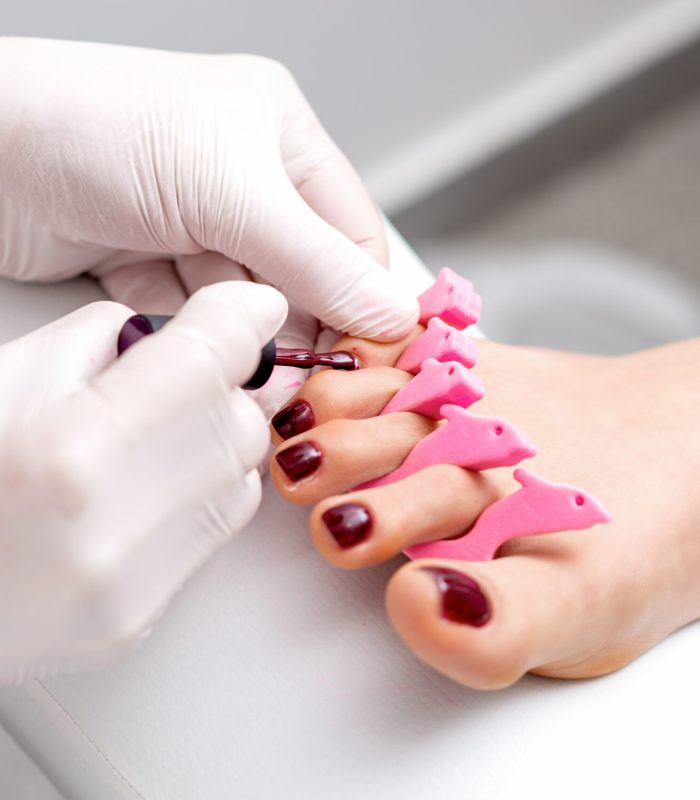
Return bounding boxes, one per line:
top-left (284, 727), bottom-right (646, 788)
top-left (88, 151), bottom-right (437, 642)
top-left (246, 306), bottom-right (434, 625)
top-left (269, 331), bottom-right (700, 689)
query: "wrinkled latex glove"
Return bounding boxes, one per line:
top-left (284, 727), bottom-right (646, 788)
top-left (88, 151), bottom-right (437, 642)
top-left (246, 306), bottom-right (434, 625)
top-left (251, 222), bottom-right (436, 421)
top-left (0, 281), bottom-right (287, 685)
top-left (0, 37), bottom-right (418, 342)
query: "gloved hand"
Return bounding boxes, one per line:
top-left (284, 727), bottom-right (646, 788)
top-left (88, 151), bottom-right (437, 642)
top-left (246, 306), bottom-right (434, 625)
top-left (0, 37), bottom-right (418, 341)
top-left (0, 281), bottom-right (286, 684)
top-left (251, 223), bottom-right (436, 421)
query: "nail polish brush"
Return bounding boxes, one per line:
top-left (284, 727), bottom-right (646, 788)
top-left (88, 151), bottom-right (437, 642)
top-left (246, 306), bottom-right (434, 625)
top-left (116, 314), bottom-right (360, 389)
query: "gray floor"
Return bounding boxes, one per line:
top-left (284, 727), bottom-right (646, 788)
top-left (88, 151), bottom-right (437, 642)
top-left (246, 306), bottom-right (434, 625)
top-left (405, 78), bottom-right (700, 353)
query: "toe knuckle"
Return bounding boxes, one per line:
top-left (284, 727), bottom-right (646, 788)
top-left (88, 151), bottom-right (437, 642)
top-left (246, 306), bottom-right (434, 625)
top-left (304, 368), bottom-right (345, 410)
top-left (321, 417), bottom-right (355, 441)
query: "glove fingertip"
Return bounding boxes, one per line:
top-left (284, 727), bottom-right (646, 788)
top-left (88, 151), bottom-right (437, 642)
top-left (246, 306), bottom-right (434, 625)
top-left (329, 288), bottom-right (420, 342)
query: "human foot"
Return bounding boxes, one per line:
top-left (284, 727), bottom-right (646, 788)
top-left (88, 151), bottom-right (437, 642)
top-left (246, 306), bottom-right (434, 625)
top-left (269, 332), bottom-right (700, 689)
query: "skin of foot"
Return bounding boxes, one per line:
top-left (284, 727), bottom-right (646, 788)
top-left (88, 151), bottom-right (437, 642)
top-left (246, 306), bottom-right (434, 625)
top-left (269, 328), bottom-right (700, 690)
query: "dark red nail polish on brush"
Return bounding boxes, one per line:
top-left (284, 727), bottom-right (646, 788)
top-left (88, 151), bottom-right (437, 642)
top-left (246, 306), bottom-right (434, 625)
top-left (271, 400), bottom-right (315, 440)
top-left (275, 442), bottom-right (322, 482)
top-left (322, 503), bottom-right (372, 548)
top-left (422, 567), bottom-right (490, 626)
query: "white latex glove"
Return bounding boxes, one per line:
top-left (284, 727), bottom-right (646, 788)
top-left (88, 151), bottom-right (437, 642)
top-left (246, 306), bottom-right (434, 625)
top-left (0, 37), bottom-right (418, 342)
top-left (252, 221), bottom-right (436, 420)
top-left (0, 281), bottom-right (287, 685)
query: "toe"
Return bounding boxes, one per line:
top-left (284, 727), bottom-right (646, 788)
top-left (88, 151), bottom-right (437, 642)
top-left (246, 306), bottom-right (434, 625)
top-left (270, 413), bottom-right (436, 504)
top-left (330, 325), bottom-right (424, 369)
top-left (270, 366), bottom-right (411, 443)
top-left (310, 465), bottom-right (501, 568)
top-left (385, 548), bottom-right (615, 690)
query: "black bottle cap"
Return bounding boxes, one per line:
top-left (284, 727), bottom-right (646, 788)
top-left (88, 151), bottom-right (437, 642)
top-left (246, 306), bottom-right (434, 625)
top-left (244, 338), bottom-right (277, 389)
top-left (117, 315), bottom-right (278, 390)
top-left (116, 314), bottom-right (163, 356)
top-left (143, 315), bottom-right (171, 334)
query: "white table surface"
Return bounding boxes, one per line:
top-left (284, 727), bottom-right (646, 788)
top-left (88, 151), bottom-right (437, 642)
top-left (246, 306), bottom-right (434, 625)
top-left (0, 235), bottom-right (699, 800)
top-left (0, 722), bottom-right (65, 800)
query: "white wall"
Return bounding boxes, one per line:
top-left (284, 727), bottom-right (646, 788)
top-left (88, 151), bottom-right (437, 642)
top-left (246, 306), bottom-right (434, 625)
top-left (4, 0), bottom-right (664, 174)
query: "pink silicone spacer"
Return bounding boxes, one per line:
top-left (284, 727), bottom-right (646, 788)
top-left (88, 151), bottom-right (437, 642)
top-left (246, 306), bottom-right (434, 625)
top-left (381, 359), bottom-right (485, 419)
top-left (358, 405), bottom-right (536, 490)
top-left (417, 267), bottom-right (482, 328)
top-left (395, 317), bottom-right (479, 374)
top-left (405, 468), bottom-right (612, 562)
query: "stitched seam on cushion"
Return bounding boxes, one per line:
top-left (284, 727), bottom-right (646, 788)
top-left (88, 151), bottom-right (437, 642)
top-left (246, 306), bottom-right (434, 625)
top-left (34, 679), bottom-right (146, 800)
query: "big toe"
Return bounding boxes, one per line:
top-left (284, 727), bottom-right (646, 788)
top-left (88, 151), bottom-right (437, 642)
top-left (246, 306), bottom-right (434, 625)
top-left (385, 545), bottom-right (643, 690)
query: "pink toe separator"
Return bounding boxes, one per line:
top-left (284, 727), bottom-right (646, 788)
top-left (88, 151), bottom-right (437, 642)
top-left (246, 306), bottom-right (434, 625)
top-left (396, 317), bottom-right (479, 374)
top-left (417, 267), bottom-right (482, 328)
top-left (405, 469), bottom-right (612, 562)
top-left (381, 359), bottom-right (484, 419)
top-left (358, 405), bottom-right (536, 490)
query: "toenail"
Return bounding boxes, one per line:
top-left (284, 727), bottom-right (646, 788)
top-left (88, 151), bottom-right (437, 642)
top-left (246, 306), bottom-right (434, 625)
top-left (322, 503), bottom-right (372, 548)
top-left (275, 442), bottom-right (322, 482)
top-left (271, 400), bottom-right (315, 440)
top-left (422, 567), bottom-right (490, 626)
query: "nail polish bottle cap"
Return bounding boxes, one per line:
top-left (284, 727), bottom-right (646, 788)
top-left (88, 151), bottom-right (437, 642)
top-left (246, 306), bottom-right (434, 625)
top-left (116, 314), bottom-right (171, 356)
top-left (244, 338), bottom-right (277, 389)
top-left (117, 314), bottom-right (277, 390)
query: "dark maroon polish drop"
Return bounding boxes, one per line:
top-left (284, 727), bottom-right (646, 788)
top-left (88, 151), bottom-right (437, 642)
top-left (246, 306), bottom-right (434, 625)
top-left (275, 442), bottom-right (322, 482)
top-left (422, 567), bottom-right (490, 627)
top-left (271, 400), bottom-right (315, 440)
top-left (322, 503), bottom-right (372, 549)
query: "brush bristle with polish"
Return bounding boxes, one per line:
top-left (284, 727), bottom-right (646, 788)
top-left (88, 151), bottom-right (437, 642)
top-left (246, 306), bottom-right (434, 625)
top-left (274, 348), bottom-right (360, 370)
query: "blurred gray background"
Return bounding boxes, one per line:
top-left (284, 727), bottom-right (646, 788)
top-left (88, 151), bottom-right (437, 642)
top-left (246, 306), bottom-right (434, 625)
top-left (0, 0), bottom-right (665, 174)
top-left (3, 1), bottom-right (700, 795)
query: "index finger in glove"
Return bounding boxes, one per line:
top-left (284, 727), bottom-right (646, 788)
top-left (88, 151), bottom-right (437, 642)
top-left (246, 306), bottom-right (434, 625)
top-left (281, 86), bottom-right (389, 268)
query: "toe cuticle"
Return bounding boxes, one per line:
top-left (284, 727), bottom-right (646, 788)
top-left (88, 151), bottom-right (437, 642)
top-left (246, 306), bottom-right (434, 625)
top-left (275, 442), bottom-right (322, 482)
top-left (422, 566), bottom-right (490, 627)
top-left (322, 503), bottom-right (373, 549)
top-left (271, 400), bottom-right (315, 440)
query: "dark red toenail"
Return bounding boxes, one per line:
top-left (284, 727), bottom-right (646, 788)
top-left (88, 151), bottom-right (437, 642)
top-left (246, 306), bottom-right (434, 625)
top-left (275, 442), bottom-right (322, 482)
top-left (422, 567), bottom-right (490, 626)
top-left (322, 503), bottom-right (372, 548)
top-left (271, 400), bottom-right (315, 440)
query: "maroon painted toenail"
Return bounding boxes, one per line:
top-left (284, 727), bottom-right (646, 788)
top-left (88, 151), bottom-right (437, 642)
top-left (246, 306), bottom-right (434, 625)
top-left (275, 442), bottom-right (322, 482)
top-left (322, 503), bottom-right (372, 548)
top-left (422, 567), bottom-right (490, 626)
top-left (271, 400), bottom-right (315, 440)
